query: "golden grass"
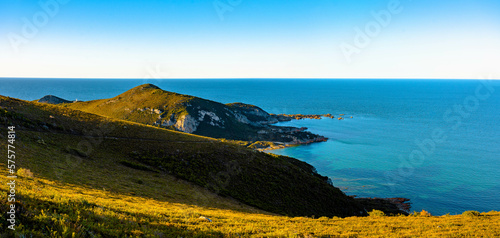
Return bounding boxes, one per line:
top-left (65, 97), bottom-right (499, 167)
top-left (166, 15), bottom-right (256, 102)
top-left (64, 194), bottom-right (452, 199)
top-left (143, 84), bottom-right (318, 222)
top-left (2, 167), bottom-right (499, 237)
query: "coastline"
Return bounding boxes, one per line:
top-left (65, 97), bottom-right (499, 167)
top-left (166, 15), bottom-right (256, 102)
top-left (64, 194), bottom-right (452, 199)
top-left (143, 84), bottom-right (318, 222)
top-left (254, 136), bottom-right (328, 151)
top-left (271, 113), bottom-right (353, 121)
top-left (257, 113), bottom-right (354, 150)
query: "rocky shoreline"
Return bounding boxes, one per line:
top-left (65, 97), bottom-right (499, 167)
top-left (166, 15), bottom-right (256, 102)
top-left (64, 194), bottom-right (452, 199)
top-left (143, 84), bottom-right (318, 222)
top-left (249, 113), bottom-right (354, 150)
top-left (251, 135), bottom-right (329, 151)
top-left (271, 113), bottom-right (353, 121)
top-left (354, 197), bottom-right (412, 215)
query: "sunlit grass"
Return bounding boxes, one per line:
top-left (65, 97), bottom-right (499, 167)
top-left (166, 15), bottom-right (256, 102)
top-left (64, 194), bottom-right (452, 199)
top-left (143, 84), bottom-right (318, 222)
top-left (2, 168), bottom-right (499, 237)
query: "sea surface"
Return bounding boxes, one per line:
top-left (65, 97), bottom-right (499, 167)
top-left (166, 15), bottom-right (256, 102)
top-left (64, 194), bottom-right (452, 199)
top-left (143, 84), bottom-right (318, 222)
top-left (1, 78), bottom-right (499, 215)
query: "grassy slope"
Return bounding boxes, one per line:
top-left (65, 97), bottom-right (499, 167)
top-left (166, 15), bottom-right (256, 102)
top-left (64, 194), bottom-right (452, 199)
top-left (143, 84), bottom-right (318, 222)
top-left (64, 84), bottom-right (262, 141)
top-left (64, 84), bottom-right (193, 125)
top-left (2, 168), bottom-right (499, 237)
top-left (0, 96), bottom-right (363, 216)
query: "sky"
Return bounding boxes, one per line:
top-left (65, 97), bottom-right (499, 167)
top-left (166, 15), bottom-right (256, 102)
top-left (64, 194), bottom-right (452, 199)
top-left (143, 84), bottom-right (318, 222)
top-left (1, 0), bottom-right (499, 79)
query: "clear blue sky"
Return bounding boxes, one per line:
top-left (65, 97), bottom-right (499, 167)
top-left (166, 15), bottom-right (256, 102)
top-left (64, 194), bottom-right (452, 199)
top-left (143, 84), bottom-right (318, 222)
top-left (1, 0), bottom-right (499, 79)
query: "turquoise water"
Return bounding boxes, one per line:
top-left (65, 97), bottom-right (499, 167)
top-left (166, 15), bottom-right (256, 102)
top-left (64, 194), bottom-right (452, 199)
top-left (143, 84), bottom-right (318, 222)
top-left (1, 78), bottom-right (499, 215)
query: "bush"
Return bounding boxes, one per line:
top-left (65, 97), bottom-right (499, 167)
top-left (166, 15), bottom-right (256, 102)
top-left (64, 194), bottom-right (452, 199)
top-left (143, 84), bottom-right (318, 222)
top-left (411, 210), bottom-right (432, 217)
top-left (17, 168), bottom-right (34, 178)
top-left (463, 210), bottom-right (481, 217)
top-left (368, 210), bottom-right (386, 217)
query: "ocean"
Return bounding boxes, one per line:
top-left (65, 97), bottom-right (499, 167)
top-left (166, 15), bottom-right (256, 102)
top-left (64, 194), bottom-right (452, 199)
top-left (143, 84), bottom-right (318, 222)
top-left (1, 78), bottom-right (499, 215)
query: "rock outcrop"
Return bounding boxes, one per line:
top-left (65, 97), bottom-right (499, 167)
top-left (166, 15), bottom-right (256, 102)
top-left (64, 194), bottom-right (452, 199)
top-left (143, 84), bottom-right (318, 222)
top-left (174, 114), bottom-right (199, 133)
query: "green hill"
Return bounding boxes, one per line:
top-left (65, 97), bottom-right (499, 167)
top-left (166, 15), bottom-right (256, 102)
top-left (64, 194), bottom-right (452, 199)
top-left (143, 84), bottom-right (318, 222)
top-left (37, 95), bottom-right (73, 104)
top-left (61, 84), bottom-right (326, 145)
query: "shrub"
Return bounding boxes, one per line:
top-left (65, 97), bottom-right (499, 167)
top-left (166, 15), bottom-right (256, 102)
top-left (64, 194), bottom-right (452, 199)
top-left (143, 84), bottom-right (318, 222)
top-left (463, 210), bottom-right (481, 217)
top-left (17, 168), bottom-right (34, 178)
top-left (368, 210), bottom-right (386, 217)
top-left (419, 210), bottom-right (432, 217)
top-left (411, 210), bottom-right (432, 217)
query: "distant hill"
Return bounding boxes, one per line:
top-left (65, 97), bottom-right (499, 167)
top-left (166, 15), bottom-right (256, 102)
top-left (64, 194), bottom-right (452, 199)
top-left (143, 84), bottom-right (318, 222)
top-left (0, 95), bottom-right (365, 217)
top-left (37, 95), bottom-right (73, 104)
top-left (61, 84), bottom-right (326, 146)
